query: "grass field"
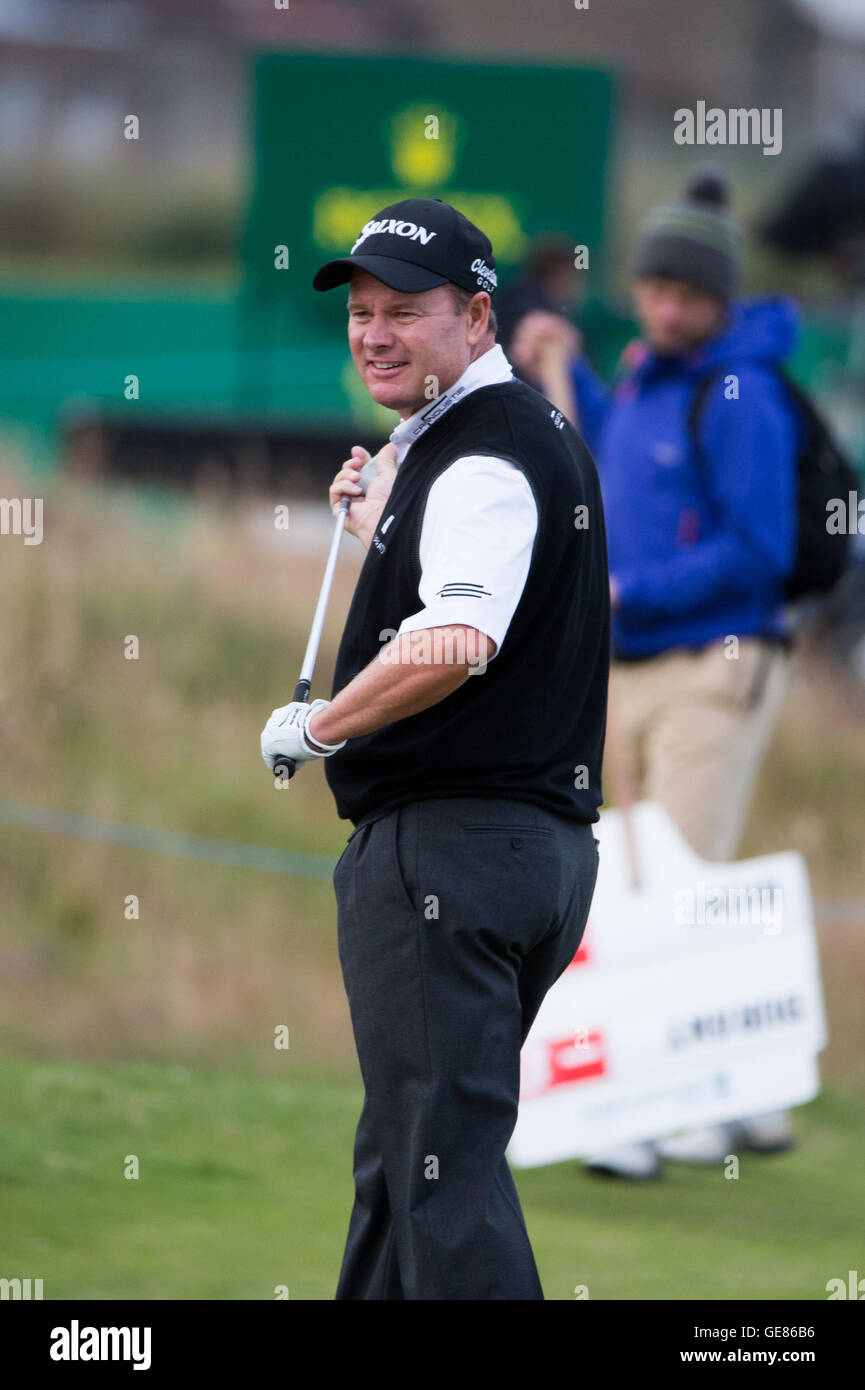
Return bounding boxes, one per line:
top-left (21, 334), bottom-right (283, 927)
top-left (1, 1058), bottom-right (862, 1301)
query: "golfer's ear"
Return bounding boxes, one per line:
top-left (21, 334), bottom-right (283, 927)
top-left (469, 292), bottom-right (491, 339)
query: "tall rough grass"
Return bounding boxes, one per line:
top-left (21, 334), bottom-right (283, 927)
top-left (0, 455), bottom-right (863, 1092)
top-left (0, 457), bottom-right (363, 1073)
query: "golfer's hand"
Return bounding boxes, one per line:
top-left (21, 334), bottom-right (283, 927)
top-left (260, 698), bottom-right (346, 773)
top-left (330, 442), bottom-right (398, 547)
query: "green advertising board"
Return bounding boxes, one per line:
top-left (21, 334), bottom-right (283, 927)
top-left (243, 51), bottom-right (615, 347)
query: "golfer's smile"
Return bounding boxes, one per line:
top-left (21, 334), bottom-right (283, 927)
top-left (366, 358), bottom-right (409, 377)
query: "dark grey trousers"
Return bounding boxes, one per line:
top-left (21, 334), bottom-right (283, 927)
top-left (332, 794), bottom-right (599, 1301)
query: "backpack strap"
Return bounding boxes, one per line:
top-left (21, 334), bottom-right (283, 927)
top-left (685, 369), bottom-right (728, 531)
top-left (686, 363), bottom-right (815, 476)
top-left (686, 367), bottom-right (726, 468)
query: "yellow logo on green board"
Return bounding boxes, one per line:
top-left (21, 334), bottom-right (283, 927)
top-left (390, 105), bottom-right (458, 187)
top-left (313, 103), bottom-right (525, 263)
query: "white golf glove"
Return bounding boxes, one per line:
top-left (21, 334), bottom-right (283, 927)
top-left (260, 698), bottom-right (347, 772)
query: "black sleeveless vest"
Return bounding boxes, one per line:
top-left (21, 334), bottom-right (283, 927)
top-left (324, 379), bottom-right (610, 826)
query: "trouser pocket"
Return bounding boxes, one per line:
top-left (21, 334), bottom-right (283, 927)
top-left (333, 822), bottom-right (367, 879)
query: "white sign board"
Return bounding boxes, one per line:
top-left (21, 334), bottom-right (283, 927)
top-left (509, 801), bottom-right (827, 1168)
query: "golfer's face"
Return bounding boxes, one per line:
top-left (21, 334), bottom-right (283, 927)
top-left (347, 270), bottom-right (472, 417)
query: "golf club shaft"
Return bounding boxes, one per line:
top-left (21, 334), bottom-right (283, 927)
top-left (272, 457), bottom-right (377, 779)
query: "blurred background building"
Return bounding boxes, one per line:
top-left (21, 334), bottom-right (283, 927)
top-left (1, 0), bottom-right (864, 483)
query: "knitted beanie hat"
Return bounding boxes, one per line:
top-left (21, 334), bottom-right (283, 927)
top-left (632, 166), bottom-right (746, 299)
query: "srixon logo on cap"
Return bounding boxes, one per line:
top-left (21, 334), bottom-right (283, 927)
top-left (351, 218), bottom-right (437, 253)
top-left (471, 257), bottom-right (497, 292)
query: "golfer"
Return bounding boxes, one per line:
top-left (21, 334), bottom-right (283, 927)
top-left (260, 198), bottom-right (610, 1300)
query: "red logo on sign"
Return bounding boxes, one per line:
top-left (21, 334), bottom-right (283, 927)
top-left (521, 1029), bottom-right (607, 1100)
top-left (547, 1031), bottom-right (606, 1086)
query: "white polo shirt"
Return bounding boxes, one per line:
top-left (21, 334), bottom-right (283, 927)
top-left (389, 344), bottom-right (538, 661)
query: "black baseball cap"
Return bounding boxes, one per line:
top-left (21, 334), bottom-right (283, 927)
top-left (312, 198), bottom-right (498, 297)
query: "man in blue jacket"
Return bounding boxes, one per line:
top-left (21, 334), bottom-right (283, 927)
top-left (512, 168), bottom-right (801, 1176)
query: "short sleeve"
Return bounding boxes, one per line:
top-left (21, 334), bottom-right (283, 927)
top-left (395, 455), bottom-right (538, 660)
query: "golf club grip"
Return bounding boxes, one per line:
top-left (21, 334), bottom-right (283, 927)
top-left (272, 678), bottom-right (311, 779)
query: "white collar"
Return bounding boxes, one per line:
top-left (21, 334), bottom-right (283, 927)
top-left (389, 344), bottom-right (514, 464)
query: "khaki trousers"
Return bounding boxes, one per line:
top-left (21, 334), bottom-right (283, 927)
top-left (609, 637), bottom-right (790, 863)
